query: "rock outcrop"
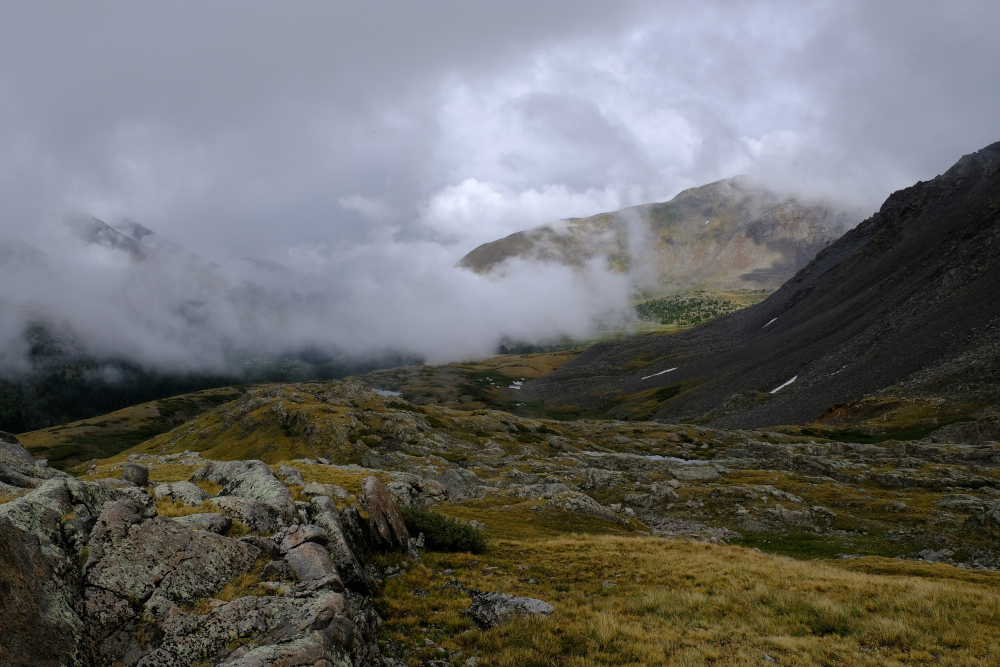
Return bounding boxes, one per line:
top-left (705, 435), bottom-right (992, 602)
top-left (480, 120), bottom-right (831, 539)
top-left (0, 438), bottom-right (404, 666)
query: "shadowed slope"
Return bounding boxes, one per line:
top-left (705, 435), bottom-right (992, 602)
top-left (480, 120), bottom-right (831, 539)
top-left (522, 141), bottom-right (1000, 427)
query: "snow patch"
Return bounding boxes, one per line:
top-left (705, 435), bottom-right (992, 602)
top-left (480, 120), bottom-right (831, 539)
top-left (641, 367), bottom-right (678, 380)
top-left (763, 318), bottom-right (777, 328)
top-left (769, 376), bottom-right (798, 394)
top-left (373, 388), bottom-right (402, 397)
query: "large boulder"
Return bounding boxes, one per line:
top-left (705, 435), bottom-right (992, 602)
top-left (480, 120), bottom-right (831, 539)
top-left (191, 460), bottom-right (298, 527)
top-left (210, 496), bottom-right (287, 534)
top-left (363, 476), bottom-right (410, 552)
top-left (310, 496), bottom-right (373, 594)
top-left (86, 507), bottom-right (259, 602)
top-left (136, 590), bottom-right (380, 667)
top-left (121, 462), bottom-right (149, 487)
top-left (462, 589), bottom-right (554, 629)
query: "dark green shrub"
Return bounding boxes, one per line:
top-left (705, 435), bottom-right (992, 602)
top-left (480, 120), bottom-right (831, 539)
top-left (425, 416), bottom-right (448, 429)
top-left (401, 508), bottom-right (487, 554)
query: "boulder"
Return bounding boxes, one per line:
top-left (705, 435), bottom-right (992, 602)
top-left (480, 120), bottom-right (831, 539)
top-left (143, 590), bottom-right (376, 667)
top-left (171, 512), bottom-right (231, 534)
top-left (279, 524), bottom-right (329, 553)
top-left (462, 589), bottom-right (554, 629)
top-left (122, 462), bottom-right (149, 487)
top-left (86, 514), bottom-right (259, 602)
top-left (310, 497), bottom-right (372, 594)
top-left (210, 496), bottom-right (286, 534)
top-left (284, 542), bottom-right (344, 591)
top-left (153, 481), bottom-right (211, 506)
top-left (191, 460), bottom-right (298, 526)
top-left (363, 476), bottom-right (410, 552)
top-left (277, 465), bottom-right (305, 486)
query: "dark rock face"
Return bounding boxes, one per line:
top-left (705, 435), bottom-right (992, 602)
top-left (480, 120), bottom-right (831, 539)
top-left (363, 476), bottom-right (410, 552)
top-left (462, 589), bottom-right (554, 629)
top-left (525, 141), bottom-right (1000, 426)
top-left (0, 517), bottom-right (82, 667)
top-left (122, 462), bottom-right (149, 487)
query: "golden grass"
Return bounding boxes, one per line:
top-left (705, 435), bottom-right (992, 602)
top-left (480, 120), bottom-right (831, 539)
top-left (187, 559), bottom-right (276, 615)
top-left (0, 492), bottom-right (22, 505)
top-left (154, 498), bottom-right (217, 517)
top-left (378, 534), bottom-right (1000, 667)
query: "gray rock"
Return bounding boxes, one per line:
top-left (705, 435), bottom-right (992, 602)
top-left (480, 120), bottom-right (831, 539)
top-left (143, 590), bottom-right (373, 667)
top-left (238, 535), bottom-right (282, 560)
top-left (277, 465), bottom-right (305, 486)
top-left (210, 496), bottom-right (286, 534)
top-left (582, 468), bottom-right (625, 490)
top-left (122, 462), bottom-right (149, 487)
top-left (191, 460), bottom-right (297, 525)
top-left (86, 514), bottom-right (259, 602)
top-left (918, 549), bottom-right (947, 562)
top-left (171, 512), bottom-right (231, 534)
top-left (1, 477), bottom-right (130, 561)
top-left (310, 497), bottom-right (372, 594)
top-left (154, 481), bottom-right (211, 506)
top-left (284, 542), bottom-right (343, 591)
top-left (302, 480), bottom-right (332, 497)
top-left (363, 476), bottom-right (410, 552)
top-left (279, 524), bottom-right (328, 553)
top-left (462, 588), bottom-right (554, 629)
top-left (261, 559), bottom-right (294, 581)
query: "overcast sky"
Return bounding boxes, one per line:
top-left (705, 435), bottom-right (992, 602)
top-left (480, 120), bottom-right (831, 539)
top-left (0, 0), bottom-right (997, 370)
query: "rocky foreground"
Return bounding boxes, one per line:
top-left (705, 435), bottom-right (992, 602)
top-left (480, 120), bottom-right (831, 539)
top-left (6, 380), bottom-right (1000, 665)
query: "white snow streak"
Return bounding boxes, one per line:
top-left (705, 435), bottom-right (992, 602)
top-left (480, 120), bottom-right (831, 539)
top-left (641, 367), bottom-right (678, 380)
top-left (769, 376), bottom-right (798, 394)
top-left (763, 318), bottom-right (777, 328)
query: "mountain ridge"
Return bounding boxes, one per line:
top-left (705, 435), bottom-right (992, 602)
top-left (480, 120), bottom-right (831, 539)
top-left (521, 141), bottom-right (1000, 427)
top-left (459, 176), bottom-right (855, 293)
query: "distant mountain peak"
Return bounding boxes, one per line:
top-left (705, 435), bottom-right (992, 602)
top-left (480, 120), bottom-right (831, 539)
top-left (458, 177), bottom-right (855, 293)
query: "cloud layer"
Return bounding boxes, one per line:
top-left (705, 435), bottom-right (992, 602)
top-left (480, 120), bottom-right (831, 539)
top-left (0, 0), bottom-right (997, 373)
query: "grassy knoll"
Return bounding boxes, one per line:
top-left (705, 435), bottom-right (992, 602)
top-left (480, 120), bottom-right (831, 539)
top-left (17, 386), bottom-right (245, 469)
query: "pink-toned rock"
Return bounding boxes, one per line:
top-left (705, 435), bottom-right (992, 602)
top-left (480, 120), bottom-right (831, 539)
top-left (362, 476), bottom-right (410, 552)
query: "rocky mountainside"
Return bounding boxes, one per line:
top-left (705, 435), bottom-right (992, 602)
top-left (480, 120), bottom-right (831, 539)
top-left (520, 141), bottom-right (1000, 427)
top-left (458, 177), bottom-right (852, 292)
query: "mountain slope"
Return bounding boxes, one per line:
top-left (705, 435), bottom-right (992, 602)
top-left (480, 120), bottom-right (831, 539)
top-left (459, 177), bottom-right (853, 292)
top-left (521, 141), bottom-right (1000, 427)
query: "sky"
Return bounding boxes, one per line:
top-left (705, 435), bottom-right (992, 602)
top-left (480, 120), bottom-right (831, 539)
top-left (0, 0), bottom-right (998, 373)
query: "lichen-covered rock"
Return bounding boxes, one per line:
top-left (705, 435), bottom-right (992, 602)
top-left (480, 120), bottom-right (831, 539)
top-left (0, 517), bottom-right (83, 667)
top-left (0, 477), bottom-right (127, 560)
top-left (210, 496), bottom-right (286, 534)
top-left (138, 590), bottom-right (379, 667)
top-left (277, 465), bottom-right (305, 486)
top-left (310, 497), bottom-right (372, 594)
top-left (86, 514), bottom-right (260, 602)
top-left (192, 459), bottom-right (298, 526)
top-left (363, 476), bottom-right (410, 552)
top-left (462, 589), bottom-right (554, 629)
top-left (153, 480), bottom-right (211, 505)
top-left (171, 512), bottom-right (231, 534)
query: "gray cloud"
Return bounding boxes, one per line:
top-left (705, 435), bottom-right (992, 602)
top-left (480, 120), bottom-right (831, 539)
top-left (0, 0), bottom-right (996, 372)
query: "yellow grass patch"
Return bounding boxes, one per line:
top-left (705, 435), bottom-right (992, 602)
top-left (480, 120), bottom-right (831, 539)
top-left (378, 534), bottom-right (1000, 667)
